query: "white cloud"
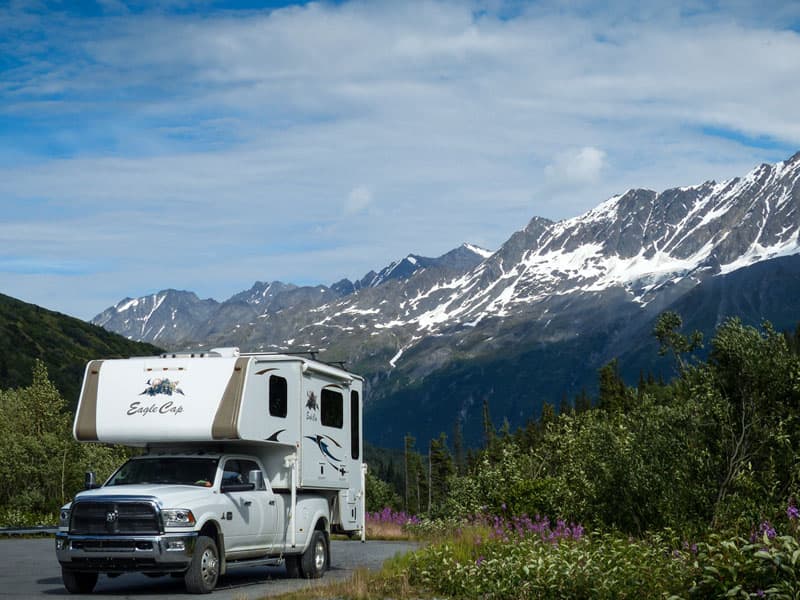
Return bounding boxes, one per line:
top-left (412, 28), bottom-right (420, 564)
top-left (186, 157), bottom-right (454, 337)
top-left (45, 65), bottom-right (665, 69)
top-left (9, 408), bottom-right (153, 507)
top-left (545, 147), bottom-right (607, 186)
top-left (345, 185), bottom-right (373, 215)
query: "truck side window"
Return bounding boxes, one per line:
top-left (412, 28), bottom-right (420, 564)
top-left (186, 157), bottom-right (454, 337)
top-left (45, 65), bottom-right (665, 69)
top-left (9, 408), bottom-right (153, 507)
top-left (351, 391), bottom-right (360, 460)
top-left (222, 459), bottom-right (265, 490)
top-left (320, 388), bottom-right (343, 428)
top-left (269, 375), bottom-right (288, 418)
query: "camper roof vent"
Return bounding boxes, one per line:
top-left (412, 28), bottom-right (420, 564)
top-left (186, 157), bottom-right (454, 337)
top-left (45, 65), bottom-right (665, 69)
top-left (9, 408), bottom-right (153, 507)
top-left (208, 347), bottom-right (240, 358)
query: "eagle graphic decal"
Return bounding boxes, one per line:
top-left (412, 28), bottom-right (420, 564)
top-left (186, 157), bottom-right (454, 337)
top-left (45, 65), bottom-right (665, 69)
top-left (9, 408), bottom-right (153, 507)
top-left (140, 378), bottom-right (184, 396)
top-left (305, 434), bottom-right (347, 476)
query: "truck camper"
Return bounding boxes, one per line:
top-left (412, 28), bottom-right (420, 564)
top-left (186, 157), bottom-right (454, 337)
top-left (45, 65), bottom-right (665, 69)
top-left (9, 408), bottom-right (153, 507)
top-left (55, 348), bottom-right (366, 594)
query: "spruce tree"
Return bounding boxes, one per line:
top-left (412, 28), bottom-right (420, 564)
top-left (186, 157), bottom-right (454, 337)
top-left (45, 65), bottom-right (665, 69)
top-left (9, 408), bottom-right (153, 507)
top-left (452, 418), bottom-right (465, 475)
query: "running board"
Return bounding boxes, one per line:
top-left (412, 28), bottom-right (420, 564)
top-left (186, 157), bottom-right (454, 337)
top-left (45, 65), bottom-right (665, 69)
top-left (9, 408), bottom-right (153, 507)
top-left (226, 556), bottom-right (285, 568)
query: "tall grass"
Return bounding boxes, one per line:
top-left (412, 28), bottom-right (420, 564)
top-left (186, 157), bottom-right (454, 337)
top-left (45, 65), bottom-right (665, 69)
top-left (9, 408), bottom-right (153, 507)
top-left (365, 508), bottom-right (420, 540)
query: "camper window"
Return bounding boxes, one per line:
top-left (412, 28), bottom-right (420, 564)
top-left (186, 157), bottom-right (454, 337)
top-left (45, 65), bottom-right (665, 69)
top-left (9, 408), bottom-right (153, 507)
top-left (321, 388), bottom-right (343, 428)
top-left (269, 375), bottom-right (288, 418)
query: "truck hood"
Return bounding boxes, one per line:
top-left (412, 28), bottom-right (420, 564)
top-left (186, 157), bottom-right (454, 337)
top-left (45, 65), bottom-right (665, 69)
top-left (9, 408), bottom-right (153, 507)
top-left (75, 484), bottom-right (214, 508)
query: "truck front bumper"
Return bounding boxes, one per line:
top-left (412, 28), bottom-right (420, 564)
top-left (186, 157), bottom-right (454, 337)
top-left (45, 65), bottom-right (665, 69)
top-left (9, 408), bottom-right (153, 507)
top-left (55, 531), bottom-right (197, 573)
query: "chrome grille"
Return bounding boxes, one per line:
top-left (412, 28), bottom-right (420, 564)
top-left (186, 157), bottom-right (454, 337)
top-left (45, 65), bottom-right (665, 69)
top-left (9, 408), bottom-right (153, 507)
top-left (70, 501), bottom-right (160, 535)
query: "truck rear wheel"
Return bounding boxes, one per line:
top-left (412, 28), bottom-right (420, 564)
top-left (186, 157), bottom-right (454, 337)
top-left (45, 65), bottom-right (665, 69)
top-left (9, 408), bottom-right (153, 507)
top-left (62, 568), bottom-right (98, 594)
top-left (300, 530), bottom-right (328, 578)
top-left (184, 535), bottom-right (219, 594)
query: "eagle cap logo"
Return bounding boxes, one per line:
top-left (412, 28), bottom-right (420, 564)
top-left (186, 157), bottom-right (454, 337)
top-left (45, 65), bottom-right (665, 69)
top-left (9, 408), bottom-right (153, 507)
top-left (140, 378), bottom-right (184, 396)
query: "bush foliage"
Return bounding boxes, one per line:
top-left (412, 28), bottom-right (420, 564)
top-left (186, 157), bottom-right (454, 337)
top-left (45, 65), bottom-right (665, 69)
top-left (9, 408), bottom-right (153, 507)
top-left (398, 316), bottom-right (800, 539)
top-left (0, 361), bottom-right (130, 524)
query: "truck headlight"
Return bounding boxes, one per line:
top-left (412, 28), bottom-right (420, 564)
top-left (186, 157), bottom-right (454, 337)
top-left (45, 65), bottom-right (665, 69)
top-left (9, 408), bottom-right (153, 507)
top-left (59, 508), bottom-right (71, 529)
top-left (162, 509), bottom-right (196, 527)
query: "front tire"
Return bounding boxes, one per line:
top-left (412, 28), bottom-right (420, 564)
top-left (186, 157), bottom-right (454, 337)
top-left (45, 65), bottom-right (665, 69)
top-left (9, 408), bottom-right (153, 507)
top-left (300, 530), bottom-right (328, 579)
top-left (62, 569), bottom-right (98, 594)
top-left (184, 535), bottom-right (219, 594)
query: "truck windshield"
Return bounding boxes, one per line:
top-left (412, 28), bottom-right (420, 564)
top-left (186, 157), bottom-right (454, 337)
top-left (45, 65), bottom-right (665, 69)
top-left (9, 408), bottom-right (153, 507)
top-left (106, 457), bottom-right (219, 487)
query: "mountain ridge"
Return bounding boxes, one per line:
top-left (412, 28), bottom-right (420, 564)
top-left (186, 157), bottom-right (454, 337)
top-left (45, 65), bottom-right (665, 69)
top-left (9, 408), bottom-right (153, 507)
top-left (91, 152), bottom-right (800, 445)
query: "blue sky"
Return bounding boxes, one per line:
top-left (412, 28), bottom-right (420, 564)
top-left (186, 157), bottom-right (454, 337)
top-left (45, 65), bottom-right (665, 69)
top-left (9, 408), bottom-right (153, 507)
top-left (2, 0), bottom-right (800, 319)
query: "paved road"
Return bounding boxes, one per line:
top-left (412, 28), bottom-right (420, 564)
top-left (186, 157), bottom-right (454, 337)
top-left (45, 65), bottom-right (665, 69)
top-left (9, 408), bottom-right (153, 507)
top-left (0, 537), bottom-right (418, 599)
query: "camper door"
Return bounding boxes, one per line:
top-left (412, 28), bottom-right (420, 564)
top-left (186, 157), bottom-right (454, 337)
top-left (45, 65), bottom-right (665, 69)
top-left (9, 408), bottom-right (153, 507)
top-left (300, 377), bottom-right (350, 488)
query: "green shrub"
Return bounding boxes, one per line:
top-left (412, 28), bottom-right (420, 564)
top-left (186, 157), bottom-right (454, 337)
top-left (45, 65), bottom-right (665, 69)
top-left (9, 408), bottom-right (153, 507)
top-left (0, 507), bottom-right (57, 528)
top-left (404, 528), bottom-right (693, 599)
top-left (365, 471), bottom-right (402, 513)
top-left (690, 530), bottom-right (800, 599)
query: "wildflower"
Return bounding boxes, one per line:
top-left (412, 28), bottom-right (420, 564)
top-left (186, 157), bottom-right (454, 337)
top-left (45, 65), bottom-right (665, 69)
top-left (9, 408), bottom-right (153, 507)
top-left (476, 556), bottom-right (485, 566)
top-left (788, 503), bottom-right (799, 521)
top-left (750, 520), bottom-right (777, 543)
top-left (756, 590), bottom-right (765, 598)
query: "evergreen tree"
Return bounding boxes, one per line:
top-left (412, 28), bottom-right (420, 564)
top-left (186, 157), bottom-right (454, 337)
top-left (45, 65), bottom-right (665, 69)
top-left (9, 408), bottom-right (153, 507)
top-left (429, 433), bottom-right (455, 513)
top-left (558, 391), bottom-right (572, 416)
top-left (452, 417), bottom-right (465, 475)
top-left (597, 359), bottom-right (634, 413)
top-left (637, 370), bottom-right (646, 402)
top-left (482, 399), bottom-right (496, 452)
top-left (574, 387), bottom-right (591, 413)
top-left (500, 417), bottom-right (511, 439)
top-left (516, 416), bottom-right (539, 451)
top-left (784, 322), bottom-right (800, 355)
top-left (403, 434), bottom-right (415, 512)
top-left (539, 401), bottom-right (556, 428)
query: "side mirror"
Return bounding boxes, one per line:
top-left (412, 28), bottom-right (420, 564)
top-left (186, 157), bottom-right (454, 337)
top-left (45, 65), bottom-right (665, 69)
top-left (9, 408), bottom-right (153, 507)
top-left (84, 471), bottom-right (97, 490)
top-left (248, 469), bottom-right (265, 490)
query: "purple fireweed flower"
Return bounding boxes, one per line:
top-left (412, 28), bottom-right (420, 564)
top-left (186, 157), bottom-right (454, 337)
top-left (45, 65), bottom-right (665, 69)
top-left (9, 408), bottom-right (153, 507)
top-left (756, 590), bottom-right (765, 598)
top-left (476, 556), bottom-right (485, 566)
top-left (750, 520), bottom-right (777, 543)
top-left (788, 503), bottom-right (799, 521)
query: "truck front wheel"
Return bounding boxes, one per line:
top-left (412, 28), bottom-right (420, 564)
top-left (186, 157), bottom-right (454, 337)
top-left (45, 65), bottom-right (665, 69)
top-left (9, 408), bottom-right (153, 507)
top-left (62, 568), bottom-right (98, 594)
top-left (184, 535), bottom-right (219, 594)
top-left (300, 530), bottom-right (328, 578)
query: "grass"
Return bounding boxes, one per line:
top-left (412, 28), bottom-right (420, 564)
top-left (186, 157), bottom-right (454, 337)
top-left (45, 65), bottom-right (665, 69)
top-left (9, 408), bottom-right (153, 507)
top-left (364, 520), bottom-right (415, 540)
top-left (267, 567), bottom-right (423, 600)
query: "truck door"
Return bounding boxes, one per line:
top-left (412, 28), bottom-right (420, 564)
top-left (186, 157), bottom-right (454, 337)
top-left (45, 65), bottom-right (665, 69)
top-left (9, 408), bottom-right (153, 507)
top-left (219, 458), bottom-right (277, 553)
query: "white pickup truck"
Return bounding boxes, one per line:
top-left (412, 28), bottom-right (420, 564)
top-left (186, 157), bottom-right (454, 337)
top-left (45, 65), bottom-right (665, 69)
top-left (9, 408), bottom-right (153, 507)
top-left (55, 349), bottom-right (366, 594)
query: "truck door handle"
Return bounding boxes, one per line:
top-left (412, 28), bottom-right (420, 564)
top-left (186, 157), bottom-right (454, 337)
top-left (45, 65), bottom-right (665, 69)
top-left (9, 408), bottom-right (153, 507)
top-left (269, 500), bottom-right (275, 506)
top-left (243, 500), bottom-right (252, 506)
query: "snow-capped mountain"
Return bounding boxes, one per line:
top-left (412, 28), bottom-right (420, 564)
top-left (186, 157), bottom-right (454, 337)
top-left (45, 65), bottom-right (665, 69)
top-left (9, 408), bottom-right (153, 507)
top-left (93, 152), bottom-right (800, 446)
top-left (92, 243), bottom-right (492, 348)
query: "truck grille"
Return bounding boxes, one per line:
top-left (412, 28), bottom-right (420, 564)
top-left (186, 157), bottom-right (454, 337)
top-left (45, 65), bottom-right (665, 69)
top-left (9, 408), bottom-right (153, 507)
top-left (70, 501), bottom-right (160, 535)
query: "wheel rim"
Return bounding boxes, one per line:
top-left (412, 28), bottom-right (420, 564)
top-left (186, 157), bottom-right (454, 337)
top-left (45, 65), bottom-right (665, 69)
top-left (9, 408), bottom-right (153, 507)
top-left (200, 546), bottom-right (218, 586)
top-left (313, 538), bottom-right (326, 571)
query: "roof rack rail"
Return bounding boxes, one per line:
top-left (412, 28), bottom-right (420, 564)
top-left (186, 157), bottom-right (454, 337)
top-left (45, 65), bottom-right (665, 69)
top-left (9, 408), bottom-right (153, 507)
top-left (241, 349), bottom-right (348, 371)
